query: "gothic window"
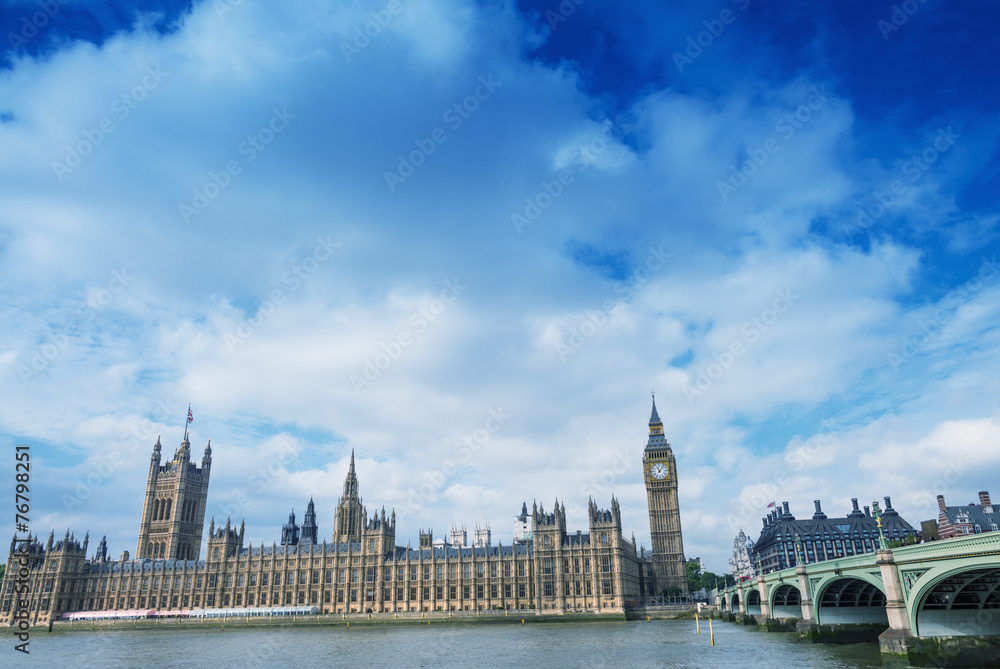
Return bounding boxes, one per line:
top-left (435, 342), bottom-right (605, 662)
top-left (490, 564), bottom-right (497, 578)
top-left (261, 574), bottom-right (268, 586)
top-left (249, 574), bottom-right (256, 586)
top-left (600, 533), bottom-right (609, 546)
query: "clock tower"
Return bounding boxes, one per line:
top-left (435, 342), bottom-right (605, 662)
top-left (642, 394), bottom-right (688, 594)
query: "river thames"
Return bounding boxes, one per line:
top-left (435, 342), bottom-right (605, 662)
top-left (23, 620), bottom-right (884, 668)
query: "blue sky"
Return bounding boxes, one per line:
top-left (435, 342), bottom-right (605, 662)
top-left (1, 0), bottom-right (999, 573)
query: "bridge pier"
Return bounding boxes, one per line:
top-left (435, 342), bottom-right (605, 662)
top-left (875, 548), bottom-right (921, 665)
top-left (793, 564), bottom-right (818, 636)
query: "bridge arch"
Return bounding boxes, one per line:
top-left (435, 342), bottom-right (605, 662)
top-left (909, 564), bottom-right (1000, 637)
top-left (746, 588), bottom-right (762, 616)
top-left (730, 591), bottom-right (740, 613)
top-left (814, 576), bottom-right (888, 625)
top-left (769, 582), bottom-right (802, 619)
top-left (719, 595), bottom-right (727, 611)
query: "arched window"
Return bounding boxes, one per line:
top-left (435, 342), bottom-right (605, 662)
top-left (153, 499), bottom-right (161, 521)
top-left (974, 524), bottom-right (982, 534)
top-left (991, 524), bottom-right (998, 532)
top-left (165, 498), bottom-right (172, 520)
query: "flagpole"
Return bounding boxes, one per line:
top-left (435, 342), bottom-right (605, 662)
top-left (184, 403), bottom-right (191, 442)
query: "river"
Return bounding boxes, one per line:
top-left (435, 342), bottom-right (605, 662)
top-left (24, 619), bottom-right (884, 668)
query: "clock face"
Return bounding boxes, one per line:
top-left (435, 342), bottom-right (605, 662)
top-left (650, 463), bottom-right (669, 480)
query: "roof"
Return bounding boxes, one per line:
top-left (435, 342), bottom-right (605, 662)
top-left (941, 504), bottom-right (1000, 528)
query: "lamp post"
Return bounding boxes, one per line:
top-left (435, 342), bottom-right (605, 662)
top-left (872, 500), bottom-right (888, 550)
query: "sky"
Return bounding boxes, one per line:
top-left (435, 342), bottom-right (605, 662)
top-left (1, 0), bottom-right (998, 574)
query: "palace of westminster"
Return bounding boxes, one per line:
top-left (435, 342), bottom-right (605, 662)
top-left (2, 399), bottom-right (687, 624)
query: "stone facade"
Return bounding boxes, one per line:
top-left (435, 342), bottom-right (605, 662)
top-left (1, 399), bottom-right (686, 625)
top-left (136, 435), bottom-right (211, 561)
top-left (728, 529), bottom-right (756, 581)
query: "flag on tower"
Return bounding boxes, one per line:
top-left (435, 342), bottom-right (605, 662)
top-left (183, 404), bottom-right (193, 441)
top-left (766, 501), bottom-right (776, 508)
top-left (188, 406), bottom-right (194, 424)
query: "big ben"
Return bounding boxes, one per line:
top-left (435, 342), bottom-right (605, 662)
top-left (642, 394), bottom-right (688, 593)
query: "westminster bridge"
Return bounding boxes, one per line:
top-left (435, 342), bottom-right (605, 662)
top-left (715, 532), bottom-right (999, 667)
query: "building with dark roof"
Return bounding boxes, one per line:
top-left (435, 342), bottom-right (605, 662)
top-left (930, 491), bottom-right (999, 539)
top-left (751, 497), bottom-right (917, 574)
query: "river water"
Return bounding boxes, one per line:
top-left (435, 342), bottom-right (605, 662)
top-left (25, 620), bottom-right (884, 668)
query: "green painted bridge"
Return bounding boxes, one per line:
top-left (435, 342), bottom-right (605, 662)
top-left (715, 532), bottom-right (1000, 667)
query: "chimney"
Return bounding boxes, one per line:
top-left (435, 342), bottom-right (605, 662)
top-left (782, 501), bottom-right (790, 516)
top-left (864, 505), bottom-right (870, 517)
top-left (852, 498), bottom-right (860, 512)
top-left (762, 517), bottom-right (768, 528)
top-left (884, 496), bottom-right (893, 511)
top-left (979, 491), bottom-right (993, 514)
top-left (813, 500), bottom-right (827, 520)
top-left (937, 494), bottom-right (947, 512)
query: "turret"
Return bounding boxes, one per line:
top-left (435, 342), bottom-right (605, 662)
top-left (202, 439), bottom-right (212, 468)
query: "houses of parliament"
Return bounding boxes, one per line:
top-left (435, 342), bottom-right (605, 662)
top-left (2, 398), bottom-right (687, 625)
